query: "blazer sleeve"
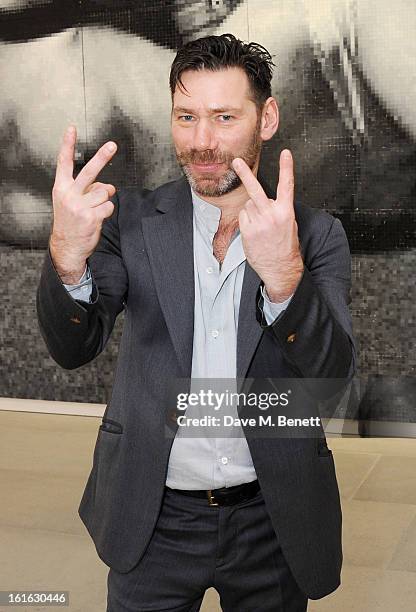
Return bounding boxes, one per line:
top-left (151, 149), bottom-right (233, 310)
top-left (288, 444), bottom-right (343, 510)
top-left (36, 190), bottom-right (128, 370)
top-left (258, 216), bottom-right (357, 385)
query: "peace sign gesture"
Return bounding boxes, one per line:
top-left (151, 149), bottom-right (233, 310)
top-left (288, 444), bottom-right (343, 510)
top-left (232, 149), bottom-right (304, 303)
top-left (50, 125), bottom-right (118, 283)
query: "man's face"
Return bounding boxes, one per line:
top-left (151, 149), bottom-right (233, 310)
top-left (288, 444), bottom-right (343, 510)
top-left (171, 67), bottom-right (263, 197)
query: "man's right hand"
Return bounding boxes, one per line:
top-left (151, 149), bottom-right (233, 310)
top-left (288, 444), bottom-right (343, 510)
top-left (49, 125), bottom-right (118, 284)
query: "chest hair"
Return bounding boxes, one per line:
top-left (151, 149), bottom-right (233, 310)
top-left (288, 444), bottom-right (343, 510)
top-left (212, 218), bottom-right (239, 267)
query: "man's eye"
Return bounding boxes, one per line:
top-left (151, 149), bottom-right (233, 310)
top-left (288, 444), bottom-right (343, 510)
top-left (180, 115), bottom-right (194, 121)
top-left (220, 115), bottom-right (233, 121)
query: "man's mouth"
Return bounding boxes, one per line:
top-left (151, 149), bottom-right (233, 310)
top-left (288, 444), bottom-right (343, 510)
top-left (191, 162), bottom-right (225, 172)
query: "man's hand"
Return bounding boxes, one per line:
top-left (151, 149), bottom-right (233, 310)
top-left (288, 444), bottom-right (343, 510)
top-left (50, 125), bottom-right (118, 283)
top-left (231, 149), bottom-right (304, 303)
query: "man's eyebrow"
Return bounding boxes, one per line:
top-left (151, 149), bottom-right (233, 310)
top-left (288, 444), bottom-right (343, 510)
top-left (172, 106), bottom-right (242, 114)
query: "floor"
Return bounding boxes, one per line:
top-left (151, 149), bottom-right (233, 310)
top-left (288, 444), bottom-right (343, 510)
top-left (1, 406), bottom-right (416, 612)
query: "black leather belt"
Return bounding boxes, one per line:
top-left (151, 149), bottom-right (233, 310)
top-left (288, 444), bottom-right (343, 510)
top-left (166, 479), bottom-right (260, 507)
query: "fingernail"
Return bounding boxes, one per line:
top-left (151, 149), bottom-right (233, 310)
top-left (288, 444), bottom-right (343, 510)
top-left (282, 149), bottom-right (291, 159)
top-left (67, 125), bottom-right (75, 134)
top-left (106, 142), bottom-right (116, 153)
top-left (232, 158), bottom-right (242, 169)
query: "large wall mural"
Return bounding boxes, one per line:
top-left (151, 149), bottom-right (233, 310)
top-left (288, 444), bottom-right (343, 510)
top-left (0, 1), bottom-right (414, 428)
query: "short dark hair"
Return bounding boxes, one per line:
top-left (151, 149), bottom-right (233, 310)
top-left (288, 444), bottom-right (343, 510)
top-left (169, 33), bottom-right (275, 112)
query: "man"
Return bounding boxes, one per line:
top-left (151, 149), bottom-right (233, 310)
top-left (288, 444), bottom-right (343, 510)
top-left (37, 33), bottom-right (356, 611)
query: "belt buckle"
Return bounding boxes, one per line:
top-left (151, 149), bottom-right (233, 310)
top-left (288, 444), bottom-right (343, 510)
top-left (207, 490), bottom-right (219, 507)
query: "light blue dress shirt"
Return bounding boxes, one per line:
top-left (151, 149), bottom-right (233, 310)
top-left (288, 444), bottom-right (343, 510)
top-left (63, 189), bottom-right (293, 489)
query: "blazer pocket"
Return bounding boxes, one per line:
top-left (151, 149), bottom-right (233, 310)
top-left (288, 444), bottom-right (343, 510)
top-left (99, 418), bottom-right (123, 434)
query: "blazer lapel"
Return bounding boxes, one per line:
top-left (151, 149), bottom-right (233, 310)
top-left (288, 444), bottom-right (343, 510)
top-left (141, 178), bottom-right (194, 378)
top-left (236, 263), bottom-right (263, 379)
top-left (237, 172), bottom-right (275, 379)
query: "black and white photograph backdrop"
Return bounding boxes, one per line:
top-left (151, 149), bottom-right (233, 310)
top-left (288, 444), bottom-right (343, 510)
top-left (1, 1), bottom-right (415, 429)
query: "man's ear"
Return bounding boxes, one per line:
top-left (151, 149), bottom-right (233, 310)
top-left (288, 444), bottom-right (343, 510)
top-left (260, 97), bottom-right (279, 142)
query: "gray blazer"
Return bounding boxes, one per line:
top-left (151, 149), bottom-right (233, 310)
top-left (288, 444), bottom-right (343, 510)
top-left (36, 175), bottom-right (357, 600)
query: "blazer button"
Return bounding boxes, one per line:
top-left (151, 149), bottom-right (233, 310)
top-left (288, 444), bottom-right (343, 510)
top-left (70, 316), bottom-right (81, 324)
top-left (286, 332), bottom-right (296, 343)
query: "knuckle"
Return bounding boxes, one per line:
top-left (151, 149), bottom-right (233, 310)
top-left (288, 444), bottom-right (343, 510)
top-left (52, 184), bottom-right (62, 199)
top-left (279, 210), bottom-right (291, 224)
top-left (82, 168), bottom-right (95, 183)
top-left (88, 182), bottom-right (103, 192)
top-left (104, 201), bottom-right (115, 216)
top-left (268, 210), bottom-right (279, 224)
top-left (78, 208), bottom-right (94, 226)
top-left (61, 192), bottom-right (74, 208)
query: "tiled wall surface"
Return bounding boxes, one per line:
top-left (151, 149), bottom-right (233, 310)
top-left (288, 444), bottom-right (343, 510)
top-left (1, 2), bottom-right (415, 421)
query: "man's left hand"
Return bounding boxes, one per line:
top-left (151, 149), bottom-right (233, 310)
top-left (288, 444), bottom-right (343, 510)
top-left (232, 149), bottom-right (304, 303)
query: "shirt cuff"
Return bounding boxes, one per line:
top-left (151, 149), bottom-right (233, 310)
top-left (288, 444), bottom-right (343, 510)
top-left (259, 284), bottom-right (294, 326)
top-left (62, 264), bottom-right (89, 287)
top-left (62, 264), bottom-right (92, 302)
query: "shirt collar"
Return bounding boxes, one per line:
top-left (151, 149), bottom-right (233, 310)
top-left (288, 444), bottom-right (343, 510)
top-left (191, 187), bottom-right (222, 233)
top-left (190, 187), bottom-right (245, 275)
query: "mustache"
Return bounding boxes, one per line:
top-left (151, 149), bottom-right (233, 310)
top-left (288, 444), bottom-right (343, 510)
top-left (177, 150), bottom-right (234, 165)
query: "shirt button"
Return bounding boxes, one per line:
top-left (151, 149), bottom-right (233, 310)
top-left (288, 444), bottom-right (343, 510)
top-left (206, 267), bottom-right (213, 274)
top-left (211, 330), bottom-right (219, 338)
top-left (221, 457), bottom-right (228, 465)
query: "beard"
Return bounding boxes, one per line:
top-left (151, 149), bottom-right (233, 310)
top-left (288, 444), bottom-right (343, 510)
top-left (175, 116), bottom-right (262, 197)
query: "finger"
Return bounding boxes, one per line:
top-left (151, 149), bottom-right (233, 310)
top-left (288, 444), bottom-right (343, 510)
top-left (74, 141), bottom-right (117, 193)
top-left (93, 200), bottom-right (115, 220)
top-left (86, 182), bottom-right (116, 198)
top-left (55, 125), bottom-right (77, 189)
top-left (232, 157), bottom-right (270, 212)
top-left (82, 188), bottom-right (112, 208)
top-left (97, 200), bottom-right (116, 220)
top-left (88, 183), bottom-right (116, 206)
top-left (276, 149), bottom-right (295, 208)
top-left (238, 208), bottom-right (251, 232)
top-left (244, 199), bottom-right (257, 223)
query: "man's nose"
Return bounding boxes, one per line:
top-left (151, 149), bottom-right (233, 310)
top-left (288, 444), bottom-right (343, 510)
top-left (193, 119), bottom-right (216, 151)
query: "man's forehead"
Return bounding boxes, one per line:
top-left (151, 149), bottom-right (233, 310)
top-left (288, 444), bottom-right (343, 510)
top-left (172, 67), bottom-right (254, 107)
top-left (172, 104), bottom-right (244, 114)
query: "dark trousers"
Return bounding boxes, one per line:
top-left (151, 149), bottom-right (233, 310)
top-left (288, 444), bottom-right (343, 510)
top-left (107, 486), bottom-right (308, 611)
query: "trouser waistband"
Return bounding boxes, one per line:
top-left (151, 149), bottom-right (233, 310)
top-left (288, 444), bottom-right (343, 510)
top-left (165, 479), bottom-right (260, 507)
